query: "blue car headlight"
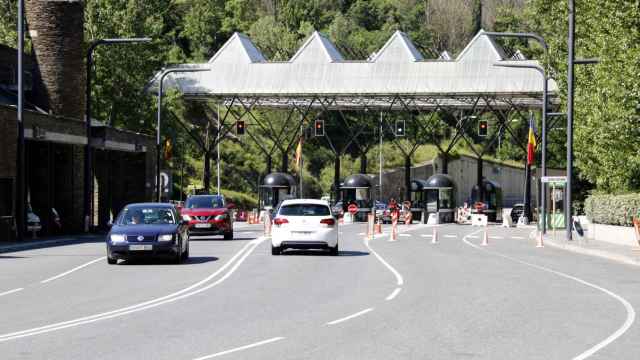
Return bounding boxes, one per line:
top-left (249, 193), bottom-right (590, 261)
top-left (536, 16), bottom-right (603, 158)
top-left (158, 234), bottom-right (174, 242)
top-left (110, 234), bottom-right (126, 244)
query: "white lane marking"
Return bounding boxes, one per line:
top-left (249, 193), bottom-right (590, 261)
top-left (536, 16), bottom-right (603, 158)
top-left (512, 236), bottom-right (525, 239)
top-left (326, 308), bottom-right (374, 325)
top-left (0, 288), bottom-right (24, 297)
top-left (192, 337), bottom-right (285, 360)
top-left (364, 238), bottom-right (404, 286)
top-left (385, 287), bottom-right (402, 301)
top-left (444, 235), bottom-right (457, 238)
top-left (489, 236), bottom-right (504, 239)
top-left (0, 239), bottom-right (263, 342)
top-left (358, 232), bottom-right (365, 236)
top-left (421, 234), bottom-right (432, 237)
top-left (399, 234), bottom-right (411, 237)
top-left (40, 257), bottom-right (106, 284)
top-left (462, 230), bottom-right (635, 360)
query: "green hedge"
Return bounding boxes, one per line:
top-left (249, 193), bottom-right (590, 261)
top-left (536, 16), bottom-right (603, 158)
top-left (219, 189), bottom-right (259, 210)
top-left (584, 194), bottom-right (640, 226)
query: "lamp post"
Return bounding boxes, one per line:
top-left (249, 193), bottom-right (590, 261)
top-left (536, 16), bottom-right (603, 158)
top-left (84, 37), bottom-right (151, 232)
top-left (486, 32), bottom-right (549, 233)
top-left (156, 67), bottom-right (210, 202)
top-left (16, 0), bottom-right (25, 240)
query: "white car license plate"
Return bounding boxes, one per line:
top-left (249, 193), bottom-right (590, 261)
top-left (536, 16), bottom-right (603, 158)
top-left (291, 231), bottom-right (312, 238)
top-left (129, 245), bottom-right (152, 251)
top-left (195, 223), bottom-right (212, 228)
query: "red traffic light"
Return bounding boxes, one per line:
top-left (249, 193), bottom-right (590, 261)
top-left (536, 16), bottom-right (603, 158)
top-left (236, 120), bottom-right (245, 135)
top-left (314, 119), bottom-right (324, 136)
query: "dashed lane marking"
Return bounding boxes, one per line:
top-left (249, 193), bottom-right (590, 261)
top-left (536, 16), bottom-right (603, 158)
top-left (326, 308), bottom-right (374, 325)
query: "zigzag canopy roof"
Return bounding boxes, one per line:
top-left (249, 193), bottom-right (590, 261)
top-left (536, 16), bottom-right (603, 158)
top-left (149, 30), bottom-right (557, 110)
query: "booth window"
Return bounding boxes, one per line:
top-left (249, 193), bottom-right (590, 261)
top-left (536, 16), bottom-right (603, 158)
top-left (426, 190), bottom-right (438, 212)
top-left (439, 189), bottom-right (453, 209)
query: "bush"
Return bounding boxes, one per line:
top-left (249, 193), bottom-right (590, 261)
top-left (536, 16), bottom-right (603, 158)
top-left (584, 194), bottom-right (640, 226)
top-left (220, 189), bottom-right (259, 210)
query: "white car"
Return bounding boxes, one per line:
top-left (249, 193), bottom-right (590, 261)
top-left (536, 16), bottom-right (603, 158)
top-left (271, 199), bottom-right (339, 256)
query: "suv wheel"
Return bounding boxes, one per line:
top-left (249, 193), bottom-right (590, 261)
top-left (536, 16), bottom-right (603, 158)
top-left (107, 257), bottom-right (117, 265)
top-left (224, 231), bottom-right (233, 240)
top-left (271, 245), bottom-right (281, 255)
top-left (330, 244), bottom-right (339, 256)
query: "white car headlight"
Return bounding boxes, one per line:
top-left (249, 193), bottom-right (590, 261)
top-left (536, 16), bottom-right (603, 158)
top-left (214, 214), bottom-right (228, 221)
top-left (182, 215), bottom-right (192, 221)
top-left (110, 234), bottom-right (126, 243)
top-left (158, 234), bottom-right (174, 242)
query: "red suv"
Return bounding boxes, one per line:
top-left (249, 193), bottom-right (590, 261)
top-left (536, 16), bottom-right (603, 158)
top-left (181, 195), bottom-right (234, 239)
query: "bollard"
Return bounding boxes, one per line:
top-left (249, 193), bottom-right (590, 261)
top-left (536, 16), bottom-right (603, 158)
top-left (375, 218), bottom-right (382, 234)
top-left (264, 211), bottom-right (272, 237)
top-left (536, 230), bottom-right (544, 248)
top-left (481, 228), bottom-right (489, 246)
top-left (431, 226), bottom-right (438, 244)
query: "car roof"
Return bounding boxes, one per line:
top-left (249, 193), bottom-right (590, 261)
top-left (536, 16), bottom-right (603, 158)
top-left (281, 199), bottom-right (330, 206)
top-left (125, 202), bottom-right (174, 207)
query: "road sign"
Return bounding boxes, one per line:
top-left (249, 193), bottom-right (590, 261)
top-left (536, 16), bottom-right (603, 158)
top-left (348, 203), bottom-right (359, 215)
top-left (156, 170), bottom-right (172, 195)
top-left (541, 176), bottom-right (567, 185)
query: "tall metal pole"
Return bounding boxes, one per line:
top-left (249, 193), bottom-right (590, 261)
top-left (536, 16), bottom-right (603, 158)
top-left (84, 37), bottom-right (151, 231)
top-left (16, 0), bottom-right (25, 240)
top-left (566, 0), bottom-right (575, 241)
top-left (216, 103), bottom-right (221, 196)
top-left (156, 67), bottom-right (209, 202)
top-left (379, 111), bottom-right (383, 200)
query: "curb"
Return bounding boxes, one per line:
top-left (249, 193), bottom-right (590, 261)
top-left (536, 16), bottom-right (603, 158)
top-left (0, 235), bottom-right (103, 254)
top-left (543, 235), bottom-right (640, 267)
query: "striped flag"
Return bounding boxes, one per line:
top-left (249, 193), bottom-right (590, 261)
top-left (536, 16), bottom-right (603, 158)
top-left (294, 137), bottom-right (303, 171)
top-left (527, 116), bottom-right (537, 165)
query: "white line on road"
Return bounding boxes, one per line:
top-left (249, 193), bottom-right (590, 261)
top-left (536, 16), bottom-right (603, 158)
top-left (0, 288), bottom-right (24, 297)
top-left (327, 308), bottom-right (374, 325)
top-left (512, 236), bottom-right (525, 239)
top-left (192, 337), bottom-right (285, 360)
top-left (40, 257), bottom-right (106, 284)
top-left (444, 235), bottom-right (457, 238)
top-left (0, 238), bottom-right (264, 342)
top-left (461, 230), bottom-right (635, 360)
top-left (385, 287), bottom-right (402, 301)
top-left (489, 236), bottom-right (504, 239)
top-left (399, 234), bottom-right (411, 237)
top-left (364, 238), bottom-right (404, 286)
top-left (421, 234), bottom-right (432, 237)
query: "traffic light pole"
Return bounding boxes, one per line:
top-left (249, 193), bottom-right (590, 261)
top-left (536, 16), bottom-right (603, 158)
top-left (156, 67), bottom-right (209, 202)
top-left (16, 0), bottom-right (25, 240)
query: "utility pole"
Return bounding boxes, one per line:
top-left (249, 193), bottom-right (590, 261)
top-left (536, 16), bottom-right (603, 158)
top-left (16, 0), bottom-right (25, 240)
top-left (566, 0), bottom-right (575, 241)
top-left (217, 103), bottom-right (221, 196)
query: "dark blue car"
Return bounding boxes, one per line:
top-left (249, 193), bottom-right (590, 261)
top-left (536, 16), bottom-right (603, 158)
top-left (106, 203), bottom-right (190, 264)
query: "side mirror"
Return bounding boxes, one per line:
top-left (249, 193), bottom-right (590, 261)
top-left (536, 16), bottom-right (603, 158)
top-left (181, 219), bottom-right (189, 226)
top-left (107, 220), bottom-right (113, 228)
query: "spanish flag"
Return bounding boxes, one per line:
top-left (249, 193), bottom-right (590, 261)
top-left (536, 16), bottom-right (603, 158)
top-left (294, 137), bottom-right (303, 171)
top-left (527, 117), bottom-right (537, 165)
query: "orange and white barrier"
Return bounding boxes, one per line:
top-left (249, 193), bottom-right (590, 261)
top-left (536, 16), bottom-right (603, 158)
top-left (390, 211), bottom-right (399, 241)
top-left (536, 230), bottom-right (544, 248)
top-left (264, 211), bottom-right (272, 236)
top-left (404, 211), bottom-right (412, 225)
top-left (431, 226), bottom-right (438, 244)
top-left (481, 228), bottom-right (489, 246)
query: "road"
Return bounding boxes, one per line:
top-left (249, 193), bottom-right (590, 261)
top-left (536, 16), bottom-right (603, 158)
top-left (1, 222), bottom-right (640, 359)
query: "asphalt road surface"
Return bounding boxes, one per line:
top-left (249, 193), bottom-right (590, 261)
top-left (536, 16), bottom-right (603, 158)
top-left (1, 222), bottom-right (640, 359)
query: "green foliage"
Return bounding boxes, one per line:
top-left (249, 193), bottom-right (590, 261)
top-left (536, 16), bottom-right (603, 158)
top-left (221, 188), bottom-right (258, 210)
top-left (584, 193), bottom-right (640, 227)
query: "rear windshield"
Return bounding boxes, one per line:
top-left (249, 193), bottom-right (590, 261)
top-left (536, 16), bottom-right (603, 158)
top-left (279, 204), bottom-right (331, 216)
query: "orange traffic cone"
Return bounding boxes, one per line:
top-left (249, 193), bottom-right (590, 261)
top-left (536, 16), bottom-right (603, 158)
top-left (481, 228), bottom-right (489, 246)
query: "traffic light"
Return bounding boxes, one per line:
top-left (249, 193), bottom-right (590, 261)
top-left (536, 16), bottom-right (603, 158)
top-left (478, 119), bottom-right (488, 137)
top-left (395, 120), bottom-right (405, 137)
top-left (314, 119), bottom-right (324, 136)
top-left (236, 120), bottom-right (245, 135)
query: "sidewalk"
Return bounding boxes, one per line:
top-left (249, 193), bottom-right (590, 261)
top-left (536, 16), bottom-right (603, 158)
top-left (543, 232), bottom-right (640, 267)
top-left (0, 234), bottom-right (104, 254)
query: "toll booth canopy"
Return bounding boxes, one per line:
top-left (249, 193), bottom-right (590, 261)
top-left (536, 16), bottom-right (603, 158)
top-left (424, 174), bottom-right (456, 223)
top-left (340, 174), bottom-right (372, 222)
top-left (259, 172), bottom-right (297, 210)
top-left (470, 179), bottom-right (502, 222)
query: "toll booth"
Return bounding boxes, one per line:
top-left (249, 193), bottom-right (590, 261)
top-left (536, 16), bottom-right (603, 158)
top-left (470, 179), bottom-right (502, 222)
top-left (409, 179), bottom-right (428, 223)
top-left (340, 174), bottom-right (373, 222)
top-left (259, 172), bottom-right (297, 211)
top-left (424, 174), bottom-right (456, 223)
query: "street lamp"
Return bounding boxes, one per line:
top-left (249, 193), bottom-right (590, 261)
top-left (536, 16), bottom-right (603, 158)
top-left (84, 37), bottom-right (151, 232)
top-left (15, 0), bottom-right (25, 240)
top-left (486, 31), bottom-right (550, 233)
top-left (156, 67), bottom-right (210, 202)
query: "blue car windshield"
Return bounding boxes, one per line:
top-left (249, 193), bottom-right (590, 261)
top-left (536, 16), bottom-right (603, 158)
top-left (118, 207), bottom-right (176, 225)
